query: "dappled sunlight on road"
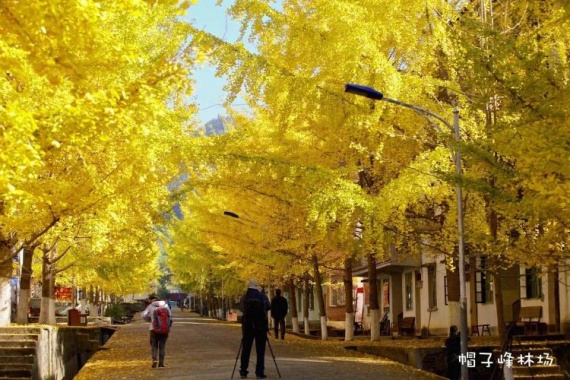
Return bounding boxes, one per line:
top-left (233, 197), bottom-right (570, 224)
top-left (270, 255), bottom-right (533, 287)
top-left (317, 356), bottom-right (395, 364)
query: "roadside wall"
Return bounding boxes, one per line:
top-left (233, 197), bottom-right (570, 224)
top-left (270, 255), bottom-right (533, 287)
top-left (36, 326), bottom-right (105, 380)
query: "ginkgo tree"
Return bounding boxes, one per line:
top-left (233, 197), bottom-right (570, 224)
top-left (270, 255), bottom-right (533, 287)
top-left (187, 0), bottom-right (478, 339)
top-left (165, 107), bottom-right (371, 337)
top-left (0, 0), bottom-right (201, 325)
top-left (186, 0), bottom-right (570, 341)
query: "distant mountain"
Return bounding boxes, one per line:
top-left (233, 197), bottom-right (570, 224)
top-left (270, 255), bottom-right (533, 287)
top-left (203, 115), bottom-right (229, 136)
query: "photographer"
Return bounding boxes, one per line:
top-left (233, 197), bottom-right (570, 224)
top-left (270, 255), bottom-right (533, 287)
top-left (238, 279), bottom-right (270, 379)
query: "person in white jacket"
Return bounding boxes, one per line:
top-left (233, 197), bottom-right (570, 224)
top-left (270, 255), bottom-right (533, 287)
top-left (141, 295), bottom-right (172, 368)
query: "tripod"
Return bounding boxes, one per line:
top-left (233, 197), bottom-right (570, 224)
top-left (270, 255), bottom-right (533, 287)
top-left (231, 335), bottom-right (281, 379)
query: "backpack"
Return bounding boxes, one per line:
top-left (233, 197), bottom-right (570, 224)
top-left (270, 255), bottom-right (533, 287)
top-left (243, 296), bottom-right (267, 330)
top-left (152, 306), bottom-right (172, 334)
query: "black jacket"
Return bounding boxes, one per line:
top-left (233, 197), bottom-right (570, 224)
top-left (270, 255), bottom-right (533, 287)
top-left (240, 288), bottom-right (270, 331)
top-left (270, 295), bottom-right (288, 319)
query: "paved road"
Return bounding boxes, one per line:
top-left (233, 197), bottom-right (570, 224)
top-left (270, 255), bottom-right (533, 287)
top-left (75, 309), bottom-right (444, 380)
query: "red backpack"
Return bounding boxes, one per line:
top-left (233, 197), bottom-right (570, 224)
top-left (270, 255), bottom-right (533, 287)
top-left (152, 306), bottom-right (172, 334)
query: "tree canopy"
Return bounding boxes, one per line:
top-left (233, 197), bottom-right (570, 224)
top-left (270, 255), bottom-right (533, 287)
top-left (167, 0), bottom-right (570, 298)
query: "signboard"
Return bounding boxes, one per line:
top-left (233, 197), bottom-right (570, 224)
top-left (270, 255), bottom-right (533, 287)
top-left (55, 286), bottom-right (72, 301)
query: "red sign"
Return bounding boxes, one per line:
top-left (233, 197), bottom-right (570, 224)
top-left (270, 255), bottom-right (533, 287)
top-left (55, 287), bottom-right (72, 301)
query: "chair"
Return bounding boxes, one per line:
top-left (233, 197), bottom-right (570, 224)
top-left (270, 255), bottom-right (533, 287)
top-left (380, 313), bottom-right (391, 335)
top-left (399, 317), bottom-right (416, 335)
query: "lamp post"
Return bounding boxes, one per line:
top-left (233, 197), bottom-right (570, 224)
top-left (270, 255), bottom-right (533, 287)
top-left (345, 83), bottom-right (468, 380)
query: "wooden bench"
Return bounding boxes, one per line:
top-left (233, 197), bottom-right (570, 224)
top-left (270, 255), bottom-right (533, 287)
top-left (399, 317), bottom-right (416, 335)
top-left (517, 306), bottom-right (542, 335)
top-left (471, 324), bottom-right (491, 336)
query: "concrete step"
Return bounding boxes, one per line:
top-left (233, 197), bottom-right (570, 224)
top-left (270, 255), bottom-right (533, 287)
top-left (0, 347), bottom-right (35, 357)
top-left (494, 347), bottom-right (555, 356)
top-left (515, 334), bottom-right (565, 342)
top-left (0, 356), bottom-right (34, 365)
top-left (0, 340), bottom-right (36, 349)
top-left (513, 364), bottom-right (562, 376)
top-left (0, 367), bottom-right (32, 378)
top-left (0, 335), bottom-right (38, 342)
top-left (513, 374), bottom-right (565, 380)
top-left (0, 328), bottom-right (41, 335)
top-left (0, 364), bottom-right (33, 372)
top-left (0, 331), bottom-right (37, 380)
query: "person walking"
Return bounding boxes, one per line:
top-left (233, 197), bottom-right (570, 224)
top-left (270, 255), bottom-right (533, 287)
top-left (445, 325), bottom-right (461, 380)
top-left (239, 279), bottom-right (270, 379)
top-left (142, 295), bottom-right (173, 368)
top-left (270, 288), bottom-right (288, 340)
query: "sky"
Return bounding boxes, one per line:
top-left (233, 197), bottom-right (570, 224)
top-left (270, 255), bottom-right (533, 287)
top-left (185, 1), bottom-right (243, 125)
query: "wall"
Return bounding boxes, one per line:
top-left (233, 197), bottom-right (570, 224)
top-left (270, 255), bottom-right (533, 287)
top-left (36, 326), bottom-right (106, 380)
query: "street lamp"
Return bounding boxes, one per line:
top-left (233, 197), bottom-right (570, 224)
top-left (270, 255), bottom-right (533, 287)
top-left (223, 211), bottom-right (240, 218)
top-left (345, 83), bottom-right (468, 380)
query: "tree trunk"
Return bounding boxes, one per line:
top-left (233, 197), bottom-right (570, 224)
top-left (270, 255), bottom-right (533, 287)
top-left (39, 248), bottom-right (56, 325)
top-left (554, 266), bottom-right (561, 332)
top-left (303, 275), bottom-right (310, 335)
top-left (0, 233), bottom-right (15, 326)
top-left (207, 292), bottom-right (213, 317)
top-left (312, 254), bottom-right (328, 340)
top-left (88, 285), bottom-right (97, 317)
top-left (289, 277), bottom-right (299, 333)
top-left (101, 290), bottom-right (108, 316)
top-left (0, 277), bottom-right (11, 326)
top-left (344, 256), bottom-right (354, 341)
top-left (447, 256), bottom-right (461, 328)
top-left (368, 252), bottom-right (380, 340)
top-left (488, 204), bottom-right (506, 340)
top-left (94, 286), bottom-right (101, 316)
top-left (17, 243), bottom-right (36, 324)
top-left (79, 287), bottom-right (87, 313)
top-left (469, 254), bottom-right (478, 330)
top-left (492, 264), bottom-right (506, 339)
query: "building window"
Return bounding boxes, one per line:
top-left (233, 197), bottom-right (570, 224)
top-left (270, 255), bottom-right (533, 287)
top-left (427, 266), bottom-right (437, 310)
top-left (523, 267), bottom-right (542, 299)
top-left (330, 280), bottom-right (345, 306)
top-left (476, 256), bottom-right (494, 304)
top-left (405, 272), bottom-right (413, 310)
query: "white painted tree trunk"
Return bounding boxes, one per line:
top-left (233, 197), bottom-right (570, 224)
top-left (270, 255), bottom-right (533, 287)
top-left (370, 308), bottom-right (380, 341)
top-left (89, 302), bottom-right (97, 317)
top-left (320, 316), bottom-right (328, 340)
top-left (0, 278), bottom-right (12, 326)
top-left (345, 312), bottom-right (354, 341)
top-left (39, 296), bottom-right (56, 325)
top-left (504, 364), bottom-right (514, 380)
top-left (291, 317), bottom-right (299, 333)
top-left (304, 317), bottom-right (310, 335)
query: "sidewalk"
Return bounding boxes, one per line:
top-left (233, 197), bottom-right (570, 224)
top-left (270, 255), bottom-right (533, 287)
top-left (74, 309), bottom-right (445, 379)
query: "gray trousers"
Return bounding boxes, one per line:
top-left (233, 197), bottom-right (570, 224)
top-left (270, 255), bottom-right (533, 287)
top-left (150, 330), bottom-right (168, 364)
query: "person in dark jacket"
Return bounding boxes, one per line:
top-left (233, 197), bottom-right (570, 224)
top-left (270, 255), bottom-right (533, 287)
top-left (239, 279), bottom-right (270, 379)
top-left (270, 288), bottom-right (288, 340)
top-left (445, 325), bottom-right (461, 380)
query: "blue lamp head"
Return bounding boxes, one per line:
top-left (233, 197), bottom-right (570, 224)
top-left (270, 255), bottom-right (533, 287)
top-left (344, 83), bottom-right (384, 100)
